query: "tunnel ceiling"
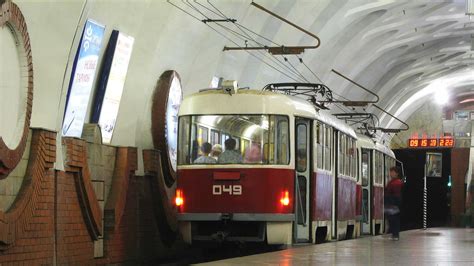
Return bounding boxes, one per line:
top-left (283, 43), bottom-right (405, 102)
top-left (9, 0), bottom-right (474, 147)
top-left (162, 0), bottom-right (474, 139)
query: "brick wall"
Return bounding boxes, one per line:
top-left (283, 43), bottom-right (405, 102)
top-left (0, 129), bottom-right (183, 265)
top-left (56, 171), bottom-right (95, 265)
top-left (0, 130), bottom-right (56, 264)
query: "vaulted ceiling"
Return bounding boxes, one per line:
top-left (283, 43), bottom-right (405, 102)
top-left (10, 0), bottom-right (474, 147)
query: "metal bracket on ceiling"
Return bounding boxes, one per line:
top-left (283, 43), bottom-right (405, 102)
top-left (223, 1), bottom-right (321, 55)
top-left (371, 104), bottom-right (409, 133)
top-left (202, 18), bottom-right (236, 23)
top-left (262, 82), bottom-right (333, 110)
top-left (319, 69), bottom-right (380, 107)
top-left (334, 113), bottom-right (380, 137)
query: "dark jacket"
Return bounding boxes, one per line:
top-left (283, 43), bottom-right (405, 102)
top-left (385, 178), bottom-right (403, 207)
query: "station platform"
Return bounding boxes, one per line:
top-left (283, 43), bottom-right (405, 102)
top-left (202, 228), bottom-right (474, 265)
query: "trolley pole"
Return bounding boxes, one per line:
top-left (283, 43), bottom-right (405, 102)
top-left (423, 164), bottom-right (427, 230)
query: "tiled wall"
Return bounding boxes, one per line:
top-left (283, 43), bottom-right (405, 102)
top-left (86, 142), bottom-right (116, 258)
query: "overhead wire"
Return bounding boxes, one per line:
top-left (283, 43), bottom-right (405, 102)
top-left (182, 0), bottom-right (307, 82)
top-left (169, 0), bottom-right (303, 82)
top-left (193, 0), bottom-right (309, 82)
top-left (170, 0), bottom-right (364, 117)
top-left (200, 0), bottom-right (356, 114)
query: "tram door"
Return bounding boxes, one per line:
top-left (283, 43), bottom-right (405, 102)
top-left (361, 149), bottom-right (372, 234)
top-left (294, 118), bottom-right (311, 242)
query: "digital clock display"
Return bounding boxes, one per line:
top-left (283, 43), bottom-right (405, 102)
top-left (408, 138), bottom-right (454, 148)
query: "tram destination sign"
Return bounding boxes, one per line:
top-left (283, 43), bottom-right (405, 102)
top-left (408, 137), bottom-right (454, 148)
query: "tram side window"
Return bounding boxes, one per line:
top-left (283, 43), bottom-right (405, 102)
top-left (198, 126), bottom-right (209, 148)
top-left (325, 126), bottom-right (331, 171)
top-left (210, 129), bottom-right (220, 145)
top-left (349, 138), bottom-right (356, 179)
top-left (241, 139), bottom-right (250, 156)
top-left (221, 133), bottom-right (230, 147)
top-left (316, 122), bottom-right (323, 169)
top-left (375, 151), bottom-right (383, 184)
top-left (339, 134), bottom-right (346, 176)
top-left (296, 124), bottom-right (307, 172)
top-left (361, 150), bottom-right (369, 186)
top-left (276, 118), bottom-right (289, 164)
top-left (178, 116), bottom-right (191, 164)
top-left (353, 139), bottom-right (357, 179)
top-left (345, 137), bottom-right (351, 177)
top-left (233, 136), bottom-right (241, 151)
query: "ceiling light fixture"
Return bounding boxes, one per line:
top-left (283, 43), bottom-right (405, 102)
top-left (467, 0), bottom-right (474, 18)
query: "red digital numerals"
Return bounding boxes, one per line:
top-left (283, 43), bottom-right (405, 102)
top-left (408, 138), bottom-right (454, 148)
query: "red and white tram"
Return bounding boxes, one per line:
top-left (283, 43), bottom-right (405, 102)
top-left (176, 90), bottom-right (357, 244)
top-left (356, 134), bottom-right (397, 236)
top-left (175, 87), bottom-right (396, 245)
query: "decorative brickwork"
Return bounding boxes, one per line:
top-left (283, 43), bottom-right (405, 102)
top-left (97, 176), bottom-right (180, 265)
top-left (62, 137), bottom-right (103, 240)
top-left (0, 0), bottom-right (34, 179)
top-left (143, 149), bottom-right (178, 246)
top-left (0, 129), bottom-right (56, 263)
top-left (104, 147), bottom-right (137, 231)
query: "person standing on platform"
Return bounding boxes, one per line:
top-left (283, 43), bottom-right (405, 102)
top-left (385, 166), bottom-right (404, 240)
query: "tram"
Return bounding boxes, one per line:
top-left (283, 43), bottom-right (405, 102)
top-left (356, 134), bottom-right (397, 237)
top-left (175, 86), bottom-right (397, 245)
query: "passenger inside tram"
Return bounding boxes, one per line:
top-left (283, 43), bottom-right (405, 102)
top-left (244, 143), bottom-right (262, 163)
top-left (218, 138), bottom-right (244, 164)
top-left (210, 144), bottom-right (222, 161)
top-left (193, 142), bottom-right (216, 164)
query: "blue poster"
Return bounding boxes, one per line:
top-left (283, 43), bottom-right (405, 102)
top-left (62, 19), bottom-right (105, 138)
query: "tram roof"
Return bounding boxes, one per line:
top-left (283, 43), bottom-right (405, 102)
top-left (179, 89), bottom-right (356, 138)
top-left (356, 133), bottom-right (395, 158)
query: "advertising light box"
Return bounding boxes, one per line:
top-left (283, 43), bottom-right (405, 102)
top-left (92, 30), bottom-right (134, 144)
top-left (62, 19), bottom-right (105, 138)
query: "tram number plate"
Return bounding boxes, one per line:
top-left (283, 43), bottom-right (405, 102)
top-left (212, 185), bottom-right (242, 195)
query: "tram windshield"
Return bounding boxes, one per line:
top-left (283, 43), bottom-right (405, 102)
top-left (178, 115), bottom-right (289, 165)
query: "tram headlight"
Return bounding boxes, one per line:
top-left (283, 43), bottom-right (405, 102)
top-left (280, 190), bottom-right (290, 206)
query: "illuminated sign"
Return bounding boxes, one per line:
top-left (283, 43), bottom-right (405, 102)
top-left (62, 19), bottom-right (105, 138)
top-left (92, 30), bottom-right (135, 144)
top-left (408, 138), bottom-right (454, 148)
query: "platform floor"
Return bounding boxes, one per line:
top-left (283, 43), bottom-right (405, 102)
top-left (202, 228), bottom-right (474, 265)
